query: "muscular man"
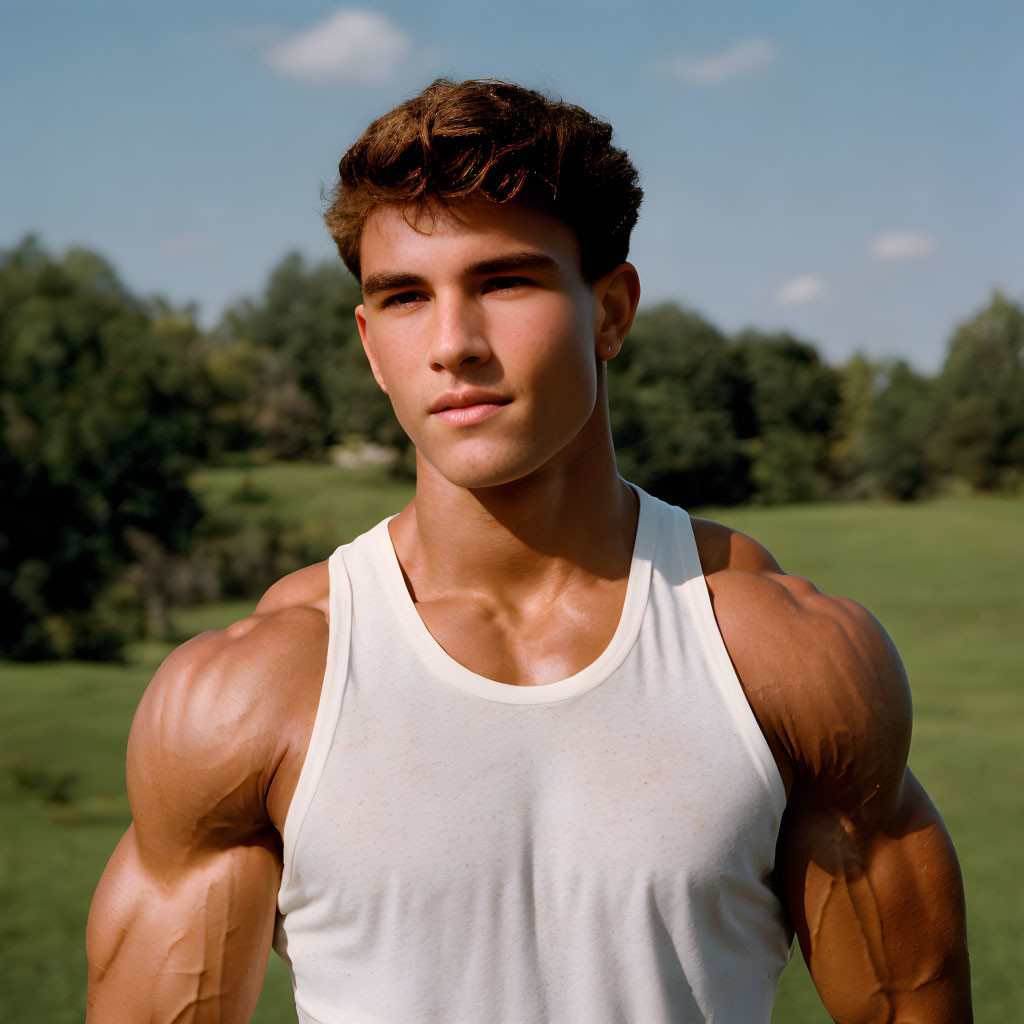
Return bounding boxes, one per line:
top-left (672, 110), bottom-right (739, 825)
top-left (87, 79), bottom-right (971, 1022)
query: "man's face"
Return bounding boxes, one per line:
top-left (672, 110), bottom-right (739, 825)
top-left (356, 200), bottom-right (605, 490)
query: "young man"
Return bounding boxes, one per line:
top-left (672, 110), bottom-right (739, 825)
top-left (87, 79), bottom-right (971, 1022)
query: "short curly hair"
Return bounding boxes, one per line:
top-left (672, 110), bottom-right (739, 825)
top-left (324, 78), bottom-right (643, 283)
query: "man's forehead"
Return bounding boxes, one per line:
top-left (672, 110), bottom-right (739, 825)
top-left (358, 199), bottom-right (581, 278)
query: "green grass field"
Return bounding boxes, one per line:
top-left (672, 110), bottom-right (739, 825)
top-left (1, 466), bottom-right (1020, 1022)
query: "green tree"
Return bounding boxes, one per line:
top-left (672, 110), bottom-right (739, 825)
top-left (221, 252), bottom-right (402, 457)
top-left (834, 356), bottom-right (937, 500)
top-left (608, 304), bottom-right (750, 506)
top-left (831, 354), bottom-right (878, 471)
top-left (731, 330), bottom-right (840, 503)
top-left (0, 237), bottom-right (204, 659)
top-left (930, 290), bottom-right (1024, 491)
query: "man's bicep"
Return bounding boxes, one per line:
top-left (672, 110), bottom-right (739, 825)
top-left (87, 629), bottom-right (287, 1021)
top-left (87, 823), bottom-right (281, 1023)
top-left (781, 769), bottom-right (971, 1024)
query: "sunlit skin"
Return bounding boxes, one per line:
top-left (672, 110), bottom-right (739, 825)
top-left (86, 199), bottom-right (971, 1023)
top-left (356, 202), bottom-right (610, 490)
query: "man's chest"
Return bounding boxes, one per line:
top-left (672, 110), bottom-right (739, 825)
top-left (301, 673), bottom-right (774, 904)
top-left (410, 576), bottom-right (630, 687)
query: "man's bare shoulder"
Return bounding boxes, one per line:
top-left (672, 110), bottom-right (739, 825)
top-left (127, 560), bottom-right (331, 852)
top-left (690, 517), bottom-right (912, 801)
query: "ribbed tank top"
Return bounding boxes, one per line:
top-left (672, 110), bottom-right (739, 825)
top-left (274, 487), bottom-right (791, 1023)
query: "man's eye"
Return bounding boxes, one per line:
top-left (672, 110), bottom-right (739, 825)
top-left (381, 291), bottom-right (424, 309)
top-left (484, 277), bottom-right (531, 293)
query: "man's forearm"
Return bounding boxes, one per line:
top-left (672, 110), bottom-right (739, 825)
top-left (87, 828), bottom-right (281, 1023)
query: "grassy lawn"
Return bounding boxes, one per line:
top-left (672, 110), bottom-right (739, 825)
top-left (1, 468), bottom-right (1019, 1021)
top-left (189, 460), bottom-right (415, 540)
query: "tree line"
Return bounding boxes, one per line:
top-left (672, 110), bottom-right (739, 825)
top-left (2, 236), bottom-right (1021, 659)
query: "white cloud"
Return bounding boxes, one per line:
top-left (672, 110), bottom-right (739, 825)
top-left (776, 274), bottom-right (826, 306)
top-left (653, 38), bottom-right (780, 86)
top-left (268, 9), bottom-right (411, 83)
top-left (870, 231), bottom-right (937, 262)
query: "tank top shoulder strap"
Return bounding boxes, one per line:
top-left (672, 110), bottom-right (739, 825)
top-left (278, 544), bottom-right (354, 899)
top-left (649, 495), bottom-right (787, 815)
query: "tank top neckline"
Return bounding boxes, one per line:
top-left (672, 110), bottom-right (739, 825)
top-left (369, 486), bottom-right (658, 705)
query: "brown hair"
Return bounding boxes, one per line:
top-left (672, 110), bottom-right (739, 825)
top-left (324, 78), bottom-right (643, 283)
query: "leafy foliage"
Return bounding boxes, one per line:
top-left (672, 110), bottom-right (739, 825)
top-left (608, 304), bottom-right (750, 506)
top-left (220, 252), bottom-right (405, 457)
top-left (834, 358), bottom-right (937, 501)
top-left (930, 291), bottom-right (1024, 491)
top-left (731, 330), bottom-right (840, 504)
top-left (2, 237), bottom-right (1021, 661)
top-left (0, 238), bottom-right (204, 659)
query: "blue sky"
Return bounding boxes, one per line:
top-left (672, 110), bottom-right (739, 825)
top-left (2, 0), bottom-right (1021, 370)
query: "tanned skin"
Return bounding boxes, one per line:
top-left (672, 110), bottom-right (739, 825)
top-left (87, 201), bottom-right (971, 1022)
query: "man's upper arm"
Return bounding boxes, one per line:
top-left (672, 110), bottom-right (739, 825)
top-left (86, 626), bottom-right (291, 1023)
top-left (774, 594), bottom-right (972, 1023)
top-left (696, 524), bottom-right (971, 1023)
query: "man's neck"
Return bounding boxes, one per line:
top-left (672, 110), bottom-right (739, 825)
top-left (389, 432), bottom-right (637, 609)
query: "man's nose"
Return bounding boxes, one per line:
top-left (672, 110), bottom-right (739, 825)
top-left (427, 296), bottom-right (491, 372)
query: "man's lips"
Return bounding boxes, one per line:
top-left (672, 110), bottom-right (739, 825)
top-left (429, 389), bottom-right (510, 414)
top-left (429, 389), bottom-right (511, 426)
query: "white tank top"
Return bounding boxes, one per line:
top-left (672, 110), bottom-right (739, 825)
top-left (274, 487), bottom-right (791, 1023)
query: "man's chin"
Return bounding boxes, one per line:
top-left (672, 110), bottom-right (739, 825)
top-left (415, 448), bottom-right (541, 491)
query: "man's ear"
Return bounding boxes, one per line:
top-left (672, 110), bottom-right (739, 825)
top-left (593, 263), bottom-right (641, 362)
top-left (355, 304), bottom-right (388, 394)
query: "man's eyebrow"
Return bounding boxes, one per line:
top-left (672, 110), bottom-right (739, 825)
top-left (361, 252), bottom-right (561, 299)
top-left (361, 271), bottom-right (426, 298)
top-left (465, 251), bottom-right (560, 277)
